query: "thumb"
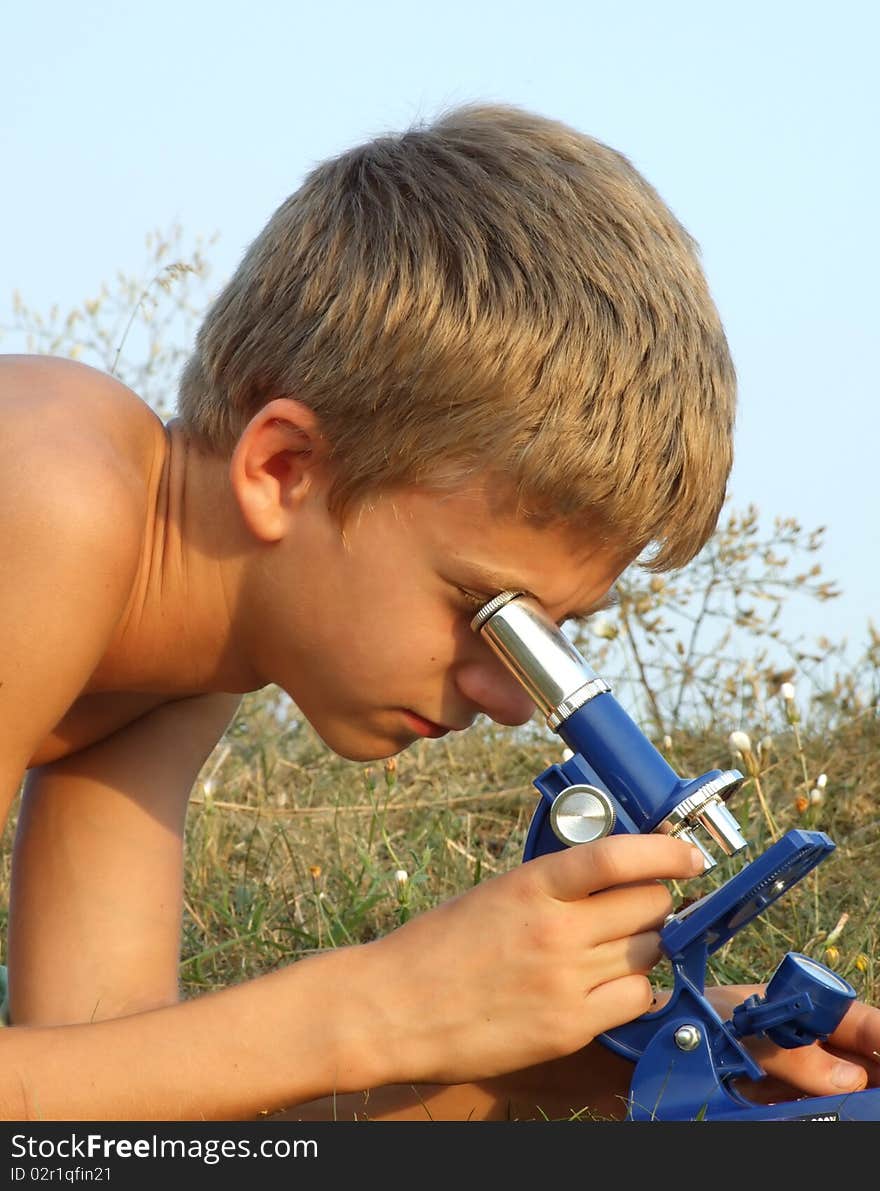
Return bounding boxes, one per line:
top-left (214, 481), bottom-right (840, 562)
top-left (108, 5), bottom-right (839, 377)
top-left (740, 1036), bottom-right (868, 1101)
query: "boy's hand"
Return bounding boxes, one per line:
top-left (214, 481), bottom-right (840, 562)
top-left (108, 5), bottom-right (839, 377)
top-left (359, 834), bottom-right (704, 1087)
top-left (701, 984), bottom-right (880, 1103)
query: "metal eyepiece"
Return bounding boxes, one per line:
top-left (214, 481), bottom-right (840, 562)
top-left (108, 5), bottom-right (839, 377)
top-left (472, 592), bottom-right (609, 727)
top-left (470, 590), bottom-right (525, 632)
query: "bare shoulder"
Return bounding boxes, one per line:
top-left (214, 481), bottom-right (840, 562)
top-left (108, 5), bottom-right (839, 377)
top-left (0, 354), bottom-right (161, 603)
top-left (0, 354), bottom-right (164, 485)
top-left (0, 355), bottom-right (164, 802)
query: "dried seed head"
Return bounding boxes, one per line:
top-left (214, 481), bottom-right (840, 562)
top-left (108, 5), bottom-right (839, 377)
top-left (728, 730), bottom-right (752, 755)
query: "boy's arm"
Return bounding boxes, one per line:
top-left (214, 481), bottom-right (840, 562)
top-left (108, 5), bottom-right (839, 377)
top-left (0, 832), bottom-right (707, 1119)
top-left (284, 993), bottom-right (880, 1121)
top-left (0, 945), bottom-right (391, 1120)
top-left (7, 692), bottom-right (242, 1025)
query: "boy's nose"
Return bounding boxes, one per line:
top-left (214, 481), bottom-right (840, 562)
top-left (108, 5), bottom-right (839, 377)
top-left (454, 659), bottom-right (536, 727)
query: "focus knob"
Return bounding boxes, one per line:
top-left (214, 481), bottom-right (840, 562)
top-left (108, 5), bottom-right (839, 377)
top-left (549, 784), bottom-right (616, 846)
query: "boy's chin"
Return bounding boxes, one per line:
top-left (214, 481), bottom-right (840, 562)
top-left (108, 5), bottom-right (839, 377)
top-left (335, 743), bottom-right (404, 763)
top-left (309, 720), bottom-right (408, 763)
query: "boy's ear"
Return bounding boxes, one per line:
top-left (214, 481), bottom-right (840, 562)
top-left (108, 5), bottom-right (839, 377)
top-left (229, 398), bottom-right (330, 542)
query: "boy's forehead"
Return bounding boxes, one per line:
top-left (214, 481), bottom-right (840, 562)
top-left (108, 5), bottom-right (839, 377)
top-left (386, 480), bottom-right (629, 565)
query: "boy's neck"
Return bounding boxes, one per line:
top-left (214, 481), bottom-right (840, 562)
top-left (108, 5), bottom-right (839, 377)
top-left (89, 420), bottom-right (267, 697)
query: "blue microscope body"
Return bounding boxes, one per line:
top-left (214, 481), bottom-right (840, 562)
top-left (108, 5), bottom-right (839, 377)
top-left (473, 592), bottom-right (880, 1121)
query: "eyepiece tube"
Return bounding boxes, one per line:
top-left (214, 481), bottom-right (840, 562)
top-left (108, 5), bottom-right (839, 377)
top-left (471, 593), bottom-right (607, 726)
top-left (472, 591), bottom-right (748, 863)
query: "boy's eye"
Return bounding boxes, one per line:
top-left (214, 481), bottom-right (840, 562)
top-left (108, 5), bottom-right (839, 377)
top-left (457, 581), bottom-right (595, 628)
top-left (457, 587), bottom-right (492, 610)
top-left (457, 584), bottom-right (589, 631)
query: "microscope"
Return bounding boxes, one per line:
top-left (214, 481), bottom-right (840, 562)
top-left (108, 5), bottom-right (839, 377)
top-left (471, 591), bottom-right (880, 1120)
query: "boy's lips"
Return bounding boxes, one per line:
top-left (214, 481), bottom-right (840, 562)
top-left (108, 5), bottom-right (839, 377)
top-left (401, 709), bottom-right (455, 738)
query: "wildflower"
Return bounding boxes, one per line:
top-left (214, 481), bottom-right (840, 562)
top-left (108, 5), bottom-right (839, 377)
top-left (855, 954), bottom-right (870, 973)
top-left (795, 796), bottom-right (809, 814)
top-left (809, 788), bottom-right (823, 805)
top-left (728, 730), bottom-right (752, 756)
top-left (760, 735), bottom-right (773, 754)
top-left (824, 946), bottom-right (840, 967)
top-left (202, 778), bottom-right (215, 799)
top-left (816, 773), bottom-right (827, 789)
top-left (592, 618), bottom-right (618, 640)
top-left (663, 735), bottom-right (673, 752)
top-left (779, 682), bottom-right (800, 724)
top-left (826, 912), bottom-right (849, 947)
top-left (394, 868), bottom-right (412, 923)
top-left (309, 865), bottom-right (322, 880)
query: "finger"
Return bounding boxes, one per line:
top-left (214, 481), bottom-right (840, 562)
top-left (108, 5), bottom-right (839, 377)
top-left (820, 1043), bottom-right (880, 1087)
top-left (530, 833), bottom-right (704, 902)
top-left (582, 974), bottom-right (655, 1035)
top-left (746, 1000), bottom-right (880, 1096)
top-left (745, 1036), bottom-right (869, 1097)
top-left (585, 930), bottom-right (664, 985)
top-left (584, 880), bottom-right (674, 944)
top-left (827, 1000), bottom-right (880, 1072)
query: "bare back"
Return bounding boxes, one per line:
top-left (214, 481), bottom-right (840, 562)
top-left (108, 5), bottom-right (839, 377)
top-left (0, 355), bottom-right (171, 786)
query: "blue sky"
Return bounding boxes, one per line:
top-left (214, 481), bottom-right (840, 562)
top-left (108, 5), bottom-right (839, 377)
top-left (2, 0), bottom-right (877, 659)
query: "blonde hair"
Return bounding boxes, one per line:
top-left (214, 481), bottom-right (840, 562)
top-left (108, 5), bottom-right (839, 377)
top-left (177, 103), bottom-right (735, 570)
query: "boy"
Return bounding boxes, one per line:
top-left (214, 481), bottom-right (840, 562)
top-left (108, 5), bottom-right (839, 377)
top-left (1, 104), bottom-right (877, 1122)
